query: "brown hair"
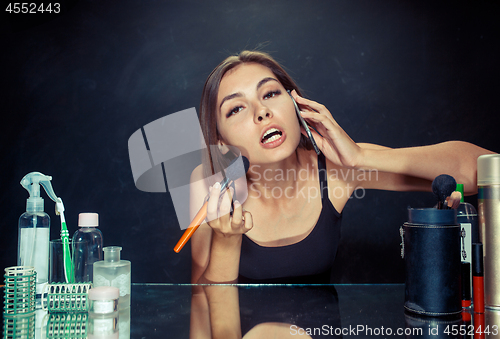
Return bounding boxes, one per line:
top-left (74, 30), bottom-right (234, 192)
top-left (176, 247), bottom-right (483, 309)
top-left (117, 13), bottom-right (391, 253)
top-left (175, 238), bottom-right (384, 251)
top-left (199, 50), bottom-right (310, 178)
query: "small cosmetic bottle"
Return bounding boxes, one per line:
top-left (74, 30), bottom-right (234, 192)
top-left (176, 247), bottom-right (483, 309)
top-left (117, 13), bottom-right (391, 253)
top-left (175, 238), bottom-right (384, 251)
top-left (93, 247), bottom-right (131, 309)
top-left (73, 213), bottom-right (104, 283)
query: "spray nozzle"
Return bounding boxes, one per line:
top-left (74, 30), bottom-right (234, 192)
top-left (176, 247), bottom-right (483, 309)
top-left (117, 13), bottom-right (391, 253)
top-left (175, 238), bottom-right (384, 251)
top-left (21, 172), bottom-right (61, 213)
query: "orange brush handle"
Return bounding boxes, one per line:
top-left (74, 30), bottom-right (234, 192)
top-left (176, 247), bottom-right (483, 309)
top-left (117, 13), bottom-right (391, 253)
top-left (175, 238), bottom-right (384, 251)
top-left (174, 201), bottom-right (208, 253)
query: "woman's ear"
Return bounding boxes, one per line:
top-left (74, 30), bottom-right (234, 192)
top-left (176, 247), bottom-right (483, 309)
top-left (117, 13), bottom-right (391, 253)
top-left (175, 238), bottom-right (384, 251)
top-left (218, 141), bottom-right (230, 155)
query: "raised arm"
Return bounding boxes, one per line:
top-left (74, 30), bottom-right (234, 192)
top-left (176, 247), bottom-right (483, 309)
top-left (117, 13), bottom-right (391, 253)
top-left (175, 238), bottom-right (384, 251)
top-left (356, 141), bottom-right (493, 194)
top-left (190, 165), bottom-right (253, 284)
top-left (291, 90), bottom-right (494, 194)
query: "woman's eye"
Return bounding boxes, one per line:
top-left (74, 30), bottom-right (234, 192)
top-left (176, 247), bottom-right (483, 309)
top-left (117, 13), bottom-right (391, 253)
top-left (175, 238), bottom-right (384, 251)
top-left (263, 90), bottom-right (281, 100)
top-left (227, 106), bottom-right (243, 117)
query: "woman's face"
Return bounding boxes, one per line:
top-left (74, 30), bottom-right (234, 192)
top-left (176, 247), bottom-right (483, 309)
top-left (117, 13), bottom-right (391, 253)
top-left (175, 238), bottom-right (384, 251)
top-left (216, 63), bottom-right (301, 165)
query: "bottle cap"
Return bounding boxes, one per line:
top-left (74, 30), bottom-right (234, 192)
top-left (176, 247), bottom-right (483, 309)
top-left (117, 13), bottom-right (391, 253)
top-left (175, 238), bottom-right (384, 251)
top-left (103, 246), bottom-right (122, 262)
top-left (478, 154), bottom-right (500, 186)
top-left (21, 172), bottom-right (54, 213)
top-left (88, 286), bottom-right (120, 300)
top-left (472, 243), bottom-right (484, 276)
top-left (78, 213), bottom-right (99, 227)
top-left (26, 196), bottom-right (44, 212)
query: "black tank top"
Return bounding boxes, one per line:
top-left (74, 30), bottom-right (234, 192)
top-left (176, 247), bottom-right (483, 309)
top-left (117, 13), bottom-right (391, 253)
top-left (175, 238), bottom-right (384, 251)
top-left (238, 153), bottom-right (342, 284)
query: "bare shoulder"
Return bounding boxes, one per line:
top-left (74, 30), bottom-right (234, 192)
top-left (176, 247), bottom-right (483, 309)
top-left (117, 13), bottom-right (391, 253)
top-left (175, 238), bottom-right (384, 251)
top-left (190, 164), bottom-right (209, 208)
top-left (190, 163), bottom-right (205, 183)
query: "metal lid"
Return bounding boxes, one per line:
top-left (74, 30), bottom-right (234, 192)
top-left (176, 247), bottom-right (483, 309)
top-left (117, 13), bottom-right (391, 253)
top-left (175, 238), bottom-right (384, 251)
top-left (478, 154), bottom-right (500, 186)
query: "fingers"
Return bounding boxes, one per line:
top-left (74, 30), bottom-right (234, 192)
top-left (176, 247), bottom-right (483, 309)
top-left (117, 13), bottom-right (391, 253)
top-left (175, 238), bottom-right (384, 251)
top-left (242, 209), bottom-right (253, 231)
top-left (291, 89), bottom-right (323, 111)
top-left (291, 90), bottom-right (339, 131)
top-left (218, 186), bottom-right (234, 226)
top-left (446, 191), bottom-right (462, 209)
top-left (230, 199), bottom-right (243, 225)
top-left (299, 111), bottom-right (338, 142)
top-left (292, 90), bottom-right (335, 119)
top-left (206, 182), bottom-right (251, 235)
top-left (231, 200), bottom-right (253, 231)
top-left (206, 182), bottom-right (222, 223)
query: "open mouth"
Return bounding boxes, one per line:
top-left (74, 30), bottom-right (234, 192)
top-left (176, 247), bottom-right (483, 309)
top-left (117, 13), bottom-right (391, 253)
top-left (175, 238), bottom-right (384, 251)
top-left (261, 128), bottom-right (283, 144)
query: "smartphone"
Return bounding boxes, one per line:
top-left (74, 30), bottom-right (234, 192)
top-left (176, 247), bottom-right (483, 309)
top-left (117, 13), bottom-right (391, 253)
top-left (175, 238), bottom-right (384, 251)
top-left (287, 90), bottom-right (321, 155)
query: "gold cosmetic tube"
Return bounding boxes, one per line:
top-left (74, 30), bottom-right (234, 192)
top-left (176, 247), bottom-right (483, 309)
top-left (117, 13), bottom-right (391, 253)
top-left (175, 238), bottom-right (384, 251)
top-left (478, 155), bottom-right (500, 309)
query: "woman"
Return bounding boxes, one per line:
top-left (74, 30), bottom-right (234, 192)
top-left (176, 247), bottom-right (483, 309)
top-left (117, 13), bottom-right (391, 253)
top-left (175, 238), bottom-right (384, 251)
top-left (189, 50), bottom-right (493, 284)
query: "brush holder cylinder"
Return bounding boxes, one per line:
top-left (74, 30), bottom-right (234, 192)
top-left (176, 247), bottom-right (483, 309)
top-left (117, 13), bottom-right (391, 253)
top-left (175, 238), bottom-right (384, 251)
top-left (402, 208), bottom-right (461, 316)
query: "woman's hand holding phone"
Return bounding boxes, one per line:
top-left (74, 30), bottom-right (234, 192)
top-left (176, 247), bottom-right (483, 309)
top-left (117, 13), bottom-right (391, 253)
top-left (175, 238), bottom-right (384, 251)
top-left (290, 90), bottom-right (363, 169)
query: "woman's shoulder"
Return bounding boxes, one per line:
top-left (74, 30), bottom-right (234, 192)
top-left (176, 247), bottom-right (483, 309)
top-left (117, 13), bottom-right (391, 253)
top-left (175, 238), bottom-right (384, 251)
top-left (190, 163), bottom-right (205, 183)
top-left (190, 164), bottom-right (210, 208)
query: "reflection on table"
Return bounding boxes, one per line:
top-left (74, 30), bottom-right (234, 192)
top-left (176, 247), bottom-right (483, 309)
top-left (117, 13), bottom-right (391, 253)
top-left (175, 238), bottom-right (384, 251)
top-left (3, 284), bottom-right (500, 338)
top-left (130, 284), bottom-right (500, 338)
top-left (2, 306), bottom-right (129, 339)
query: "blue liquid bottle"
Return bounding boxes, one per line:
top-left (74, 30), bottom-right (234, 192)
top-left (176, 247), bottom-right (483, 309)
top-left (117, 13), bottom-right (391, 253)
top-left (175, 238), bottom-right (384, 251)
top-left (72, 213), bottom-right (103, 283)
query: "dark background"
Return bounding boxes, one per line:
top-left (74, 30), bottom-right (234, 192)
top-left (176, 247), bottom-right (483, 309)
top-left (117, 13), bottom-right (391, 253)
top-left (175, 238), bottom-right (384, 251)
top-left (1, 0), bottom-right (498, 284)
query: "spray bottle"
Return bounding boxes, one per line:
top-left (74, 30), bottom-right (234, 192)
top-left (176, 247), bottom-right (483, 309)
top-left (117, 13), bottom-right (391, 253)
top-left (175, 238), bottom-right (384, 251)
top-left (19, 172), bottom-right (73, 307)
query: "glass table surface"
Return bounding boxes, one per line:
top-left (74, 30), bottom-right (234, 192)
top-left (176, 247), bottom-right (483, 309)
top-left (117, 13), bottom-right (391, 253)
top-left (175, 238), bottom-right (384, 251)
top-left (3, 283), bottom-right (500, 338)
top-left (129, 283), bottom-right (498, 338)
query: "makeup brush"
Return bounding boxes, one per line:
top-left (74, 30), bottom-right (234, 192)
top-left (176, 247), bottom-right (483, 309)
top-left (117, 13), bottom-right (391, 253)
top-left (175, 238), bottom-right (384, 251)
top-left (174, 155), bottom-right (250, 253)
top-left (432, 174), bottom-right (457, 209)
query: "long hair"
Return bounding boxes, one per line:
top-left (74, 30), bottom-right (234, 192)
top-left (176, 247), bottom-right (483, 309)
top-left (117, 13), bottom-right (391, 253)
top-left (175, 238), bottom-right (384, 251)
top-left (199, 50), bottom-right (310, 179)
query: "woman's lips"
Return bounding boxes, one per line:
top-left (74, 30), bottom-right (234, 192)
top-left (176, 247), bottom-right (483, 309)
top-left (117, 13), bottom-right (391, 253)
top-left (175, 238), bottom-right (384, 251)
top-left (260, 129), bottom-right (286, 149)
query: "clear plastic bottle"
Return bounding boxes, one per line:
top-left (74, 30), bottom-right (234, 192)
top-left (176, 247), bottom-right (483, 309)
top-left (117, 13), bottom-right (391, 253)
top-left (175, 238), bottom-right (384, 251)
top-left (18, 212), bottom-right (50, 283)
top-left (93, 247), bottom-right (131, 309)
top-left (73, 213), bottom-right (103, 283)
top-left (18, 172), bottom-right (53, 307)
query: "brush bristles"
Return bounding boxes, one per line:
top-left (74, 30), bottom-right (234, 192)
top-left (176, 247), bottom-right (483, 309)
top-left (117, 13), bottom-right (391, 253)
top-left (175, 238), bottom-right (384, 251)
top-left (432, 174), bottom-right (457, 204)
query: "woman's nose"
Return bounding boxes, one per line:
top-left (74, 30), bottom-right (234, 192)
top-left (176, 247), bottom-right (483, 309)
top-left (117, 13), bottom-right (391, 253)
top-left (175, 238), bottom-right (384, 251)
top-left (255, 105), bottom-right (273, 122)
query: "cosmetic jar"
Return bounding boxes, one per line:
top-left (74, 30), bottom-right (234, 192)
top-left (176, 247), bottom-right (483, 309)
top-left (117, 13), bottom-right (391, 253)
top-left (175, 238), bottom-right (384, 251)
top-left (89, 286), bottom-right (119, 314)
